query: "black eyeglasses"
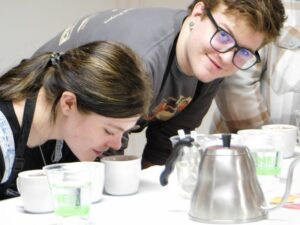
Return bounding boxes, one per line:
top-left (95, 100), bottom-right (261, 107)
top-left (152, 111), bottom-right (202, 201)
top-left (205, 8), bottom-right (260, 70)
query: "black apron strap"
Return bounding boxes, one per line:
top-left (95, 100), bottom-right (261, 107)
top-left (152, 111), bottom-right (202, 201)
top-left (14, 96), bottom-right (36, 172)
top-left (3, 96), bottom-right (37, 196)
top-left (157, 33), bottom-right (179, 94)
top-left (133, 33), bottom-right (180, 133)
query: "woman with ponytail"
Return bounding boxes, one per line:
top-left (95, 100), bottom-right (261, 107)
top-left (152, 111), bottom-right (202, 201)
top-left (0, 41), bottom-right (152, 199)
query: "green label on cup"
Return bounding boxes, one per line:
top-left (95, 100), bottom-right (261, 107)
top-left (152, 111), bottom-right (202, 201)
top-left (52, 183), bottom-right (91, 217)
top-left (55, 205), bottom-right (90, 217)
top-left (251, 148), bottom-right (281, 176)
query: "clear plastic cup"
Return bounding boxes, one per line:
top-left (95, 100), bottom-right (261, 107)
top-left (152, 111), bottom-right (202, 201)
top-left (44, 163), bottom-right (93, 225)
top-left (170, 133), bottom-right (219, 198)
top-left (237, 129), bottom-right (282, 187)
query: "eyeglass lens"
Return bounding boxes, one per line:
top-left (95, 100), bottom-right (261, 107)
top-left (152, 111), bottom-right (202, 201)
top-left (205, 8), bottom-right (259, 70)
top-left (211, 30), bottom-right (257, 70)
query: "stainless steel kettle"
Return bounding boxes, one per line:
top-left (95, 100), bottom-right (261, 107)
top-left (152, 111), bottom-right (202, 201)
top-left (160, 134), bottom-right (300, 223)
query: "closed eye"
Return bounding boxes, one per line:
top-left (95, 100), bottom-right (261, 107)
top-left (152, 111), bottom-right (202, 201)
top-left (104, 128), bottom-right (114, 136)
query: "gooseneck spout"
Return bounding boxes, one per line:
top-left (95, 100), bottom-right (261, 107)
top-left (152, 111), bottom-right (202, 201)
top-left (265, 156), bottom-right (300, 211)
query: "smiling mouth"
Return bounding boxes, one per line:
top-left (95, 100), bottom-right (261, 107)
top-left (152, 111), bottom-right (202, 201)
top-left (207, 54), bottom-right (221, 69)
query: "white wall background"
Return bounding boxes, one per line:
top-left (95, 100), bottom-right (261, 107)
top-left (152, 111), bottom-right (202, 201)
top-left (0, 0), bottom-right (191, 73)
top-left (0, 0), bottom-right (214, 156)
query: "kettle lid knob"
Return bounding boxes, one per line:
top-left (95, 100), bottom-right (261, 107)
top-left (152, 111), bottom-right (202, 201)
top-left (222, 133), bottom-right (231, 148)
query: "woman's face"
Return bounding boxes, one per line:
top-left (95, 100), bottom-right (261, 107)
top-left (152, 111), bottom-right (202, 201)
top-left (179, 3), bottom-right (264, 82)
top-left (61, 109), bottom-right (139, 161)
top-left (57, 91), bottom-right (140, 161)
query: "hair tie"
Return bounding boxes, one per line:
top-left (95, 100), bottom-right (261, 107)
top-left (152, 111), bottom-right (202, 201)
top-left (49, 52), bottom-right (63, 66)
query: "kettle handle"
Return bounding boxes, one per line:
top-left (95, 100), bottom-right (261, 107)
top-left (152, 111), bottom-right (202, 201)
top-left (160, 137), bottom-right (194, 186)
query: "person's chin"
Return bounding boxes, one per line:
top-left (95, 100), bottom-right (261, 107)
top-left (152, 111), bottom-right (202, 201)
top-left (74, 152), bottom-right (94, 162)
top-left (194, 71), bottom-right (219, 83)
top-left (191, 64), bottom-right (216, 82)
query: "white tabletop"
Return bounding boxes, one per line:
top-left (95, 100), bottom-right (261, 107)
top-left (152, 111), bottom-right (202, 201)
top-left (1, 157), bottom-right (299, 225)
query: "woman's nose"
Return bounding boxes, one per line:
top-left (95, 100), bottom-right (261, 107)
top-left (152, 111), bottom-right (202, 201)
top-left (108, 136), bottom-right (123, 151)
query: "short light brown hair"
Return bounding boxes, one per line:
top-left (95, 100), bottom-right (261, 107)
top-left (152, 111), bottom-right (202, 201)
top-left (188, 0), bottom-right (286, 46)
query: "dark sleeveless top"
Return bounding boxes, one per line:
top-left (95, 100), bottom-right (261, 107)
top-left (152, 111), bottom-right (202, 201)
top-left (0, 97), bottom-right (78, 200)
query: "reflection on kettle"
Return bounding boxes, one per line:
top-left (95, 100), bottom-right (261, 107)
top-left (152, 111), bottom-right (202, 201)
top-left (160, 134), bottom-right (300, 223)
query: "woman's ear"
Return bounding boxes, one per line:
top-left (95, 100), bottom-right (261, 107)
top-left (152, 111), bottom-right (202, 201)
top-left (60, 91), bottom-right (77, 116)
top-left (190, 1), bottom-right (205, 17)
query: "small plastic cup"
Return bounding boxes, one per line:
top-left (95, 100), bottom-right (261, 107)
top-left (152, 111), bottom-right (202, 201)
top-left (44, 163), bottom-right (93, 225)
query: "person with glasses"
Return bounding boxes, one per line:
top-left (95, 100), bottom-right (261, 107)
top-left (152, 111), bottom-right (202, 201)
top-left (210, 0), bottom-right (300, 134)
top-left (33, 0), bottom-right (286, 168)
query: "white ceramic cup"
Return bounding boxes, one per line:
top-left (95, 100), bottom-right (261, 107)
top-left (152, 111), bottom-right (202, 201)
top-left (262, 124), bottom-right (297, 158)
top-left (237, 129), bottom-right (275, 148)
top-left (17, 169), bottom-right (53, 213)
top-left (70, 161), bottom-right (105, 203)
top-left (101, 155), bottom-right (141, 196)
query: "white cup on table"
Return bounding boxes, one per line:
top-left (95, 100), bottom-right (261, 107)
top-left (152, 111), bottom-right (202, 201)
top-left (17, 169), bottom-right (53, 213)
top-left (262, 124), bottom-right (297, 158)
top-left (70, 161), bottom-right (105, 203)
top-left (101, 155), bottom-right (141, 196)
